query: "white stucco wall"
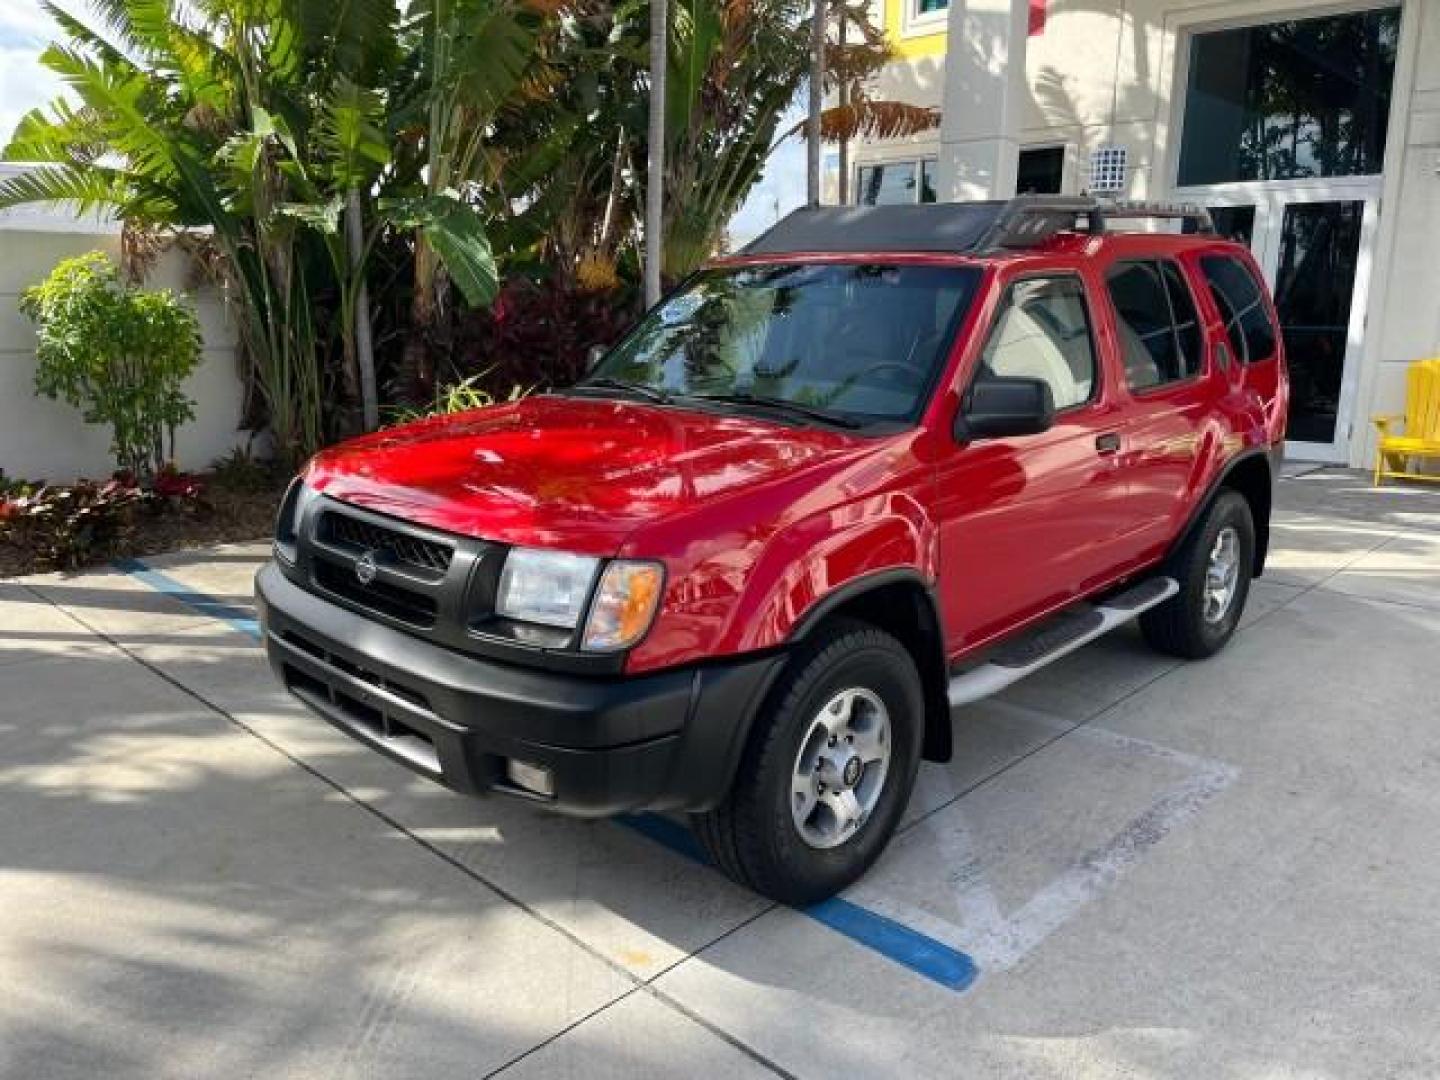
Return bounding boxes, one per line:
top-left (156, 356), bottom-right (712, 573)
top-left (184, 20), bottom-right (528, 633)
top-left (0, 199), bottom-right (248, 483)
top-left (1356, 0), bottom-right (1440, 466)
top-left (856, 0), bottom-right (1440, 468)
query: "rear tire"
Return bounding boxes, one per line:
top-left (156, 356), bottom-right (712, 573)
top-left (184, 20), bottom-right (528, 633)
top-left (1141, 488), bottom-right (1255, 659)
top-left (691, 618), bottom-right (923, 906)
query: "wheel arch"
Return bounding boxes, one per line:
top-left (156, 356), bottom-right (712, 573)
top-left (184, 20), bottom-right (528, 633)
top-left (1174, 447), bottom-right (1277, 577)
top-left (790, 570), bottom-right (953, 763)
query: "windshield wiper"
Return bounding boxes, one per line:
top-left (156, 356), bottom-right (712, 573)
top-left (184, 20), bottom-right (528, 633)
top-left (571, 377), bottom-right (673, 405)
top-left (689, 392), bottom-right (861, 429)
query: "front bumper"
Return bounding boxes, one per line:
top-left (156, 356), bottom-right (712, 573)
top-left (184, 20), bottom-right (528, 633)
top-left (255, 561), bottom-right (784, 816)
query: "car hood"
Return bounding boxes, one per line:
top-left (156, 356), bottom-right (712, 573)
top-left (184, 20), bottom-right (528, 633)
top-left (305, 394), bottom-right (873, 554)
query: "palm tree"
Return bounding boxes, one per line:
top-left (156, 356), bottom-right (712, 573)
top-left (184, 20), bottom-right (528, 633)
top-left (645, 0), bottom-right (667, 306)
top-left (1, 0), bottom-right (535, 450)
top-left (807, 0), bottom-right (824, 206)
top-left (390, 0), bottom-right (540, 391)
top-left (799, 0), bottom-right (940, 206)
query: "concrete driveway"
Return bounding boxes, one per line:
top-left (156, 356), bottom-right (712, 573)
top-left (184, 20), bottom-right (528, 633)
top-left (3, 468), bottom-right (1438, 1079)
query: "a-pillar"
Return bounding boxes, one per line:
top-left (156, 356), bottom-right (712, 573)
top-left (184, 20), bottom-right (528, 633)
top-left (935, 0), bottom-right (1031, 201)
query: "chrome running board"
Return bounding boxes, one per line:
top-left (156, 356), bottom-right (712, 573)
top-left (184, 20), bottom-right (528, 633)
top-left (947, 577), bottom-right (1180, 708)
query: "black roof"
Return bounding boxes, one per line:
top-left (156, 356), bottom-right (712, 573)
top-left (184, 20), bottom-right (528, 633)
top-left (742, 203), bottom-right (1009, 255)
top-left (739, 196), bottom-right (1214, 257)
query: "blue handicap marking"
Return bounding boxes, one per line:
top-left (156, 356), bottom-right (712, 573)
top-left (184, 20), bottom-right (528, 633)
top-left (118, 555), bottom-right (980, 993)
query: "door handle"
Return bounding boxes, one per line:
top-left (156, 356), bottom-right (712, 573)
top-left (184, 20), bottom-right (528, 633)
top-left (1095, 432), bottom-right (1122, 455)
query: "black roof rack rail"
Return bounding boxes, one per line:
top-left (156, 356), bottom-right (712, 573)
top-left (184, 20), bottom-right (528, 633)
top-left (1098, 200), bottom-right (1216, 235)
top-left (975, 196), bottom-right (1217, 251)
top-left (974, 195), bottom-right (1101, 251)
top-left (737, 196), bottom-right (1217, 258)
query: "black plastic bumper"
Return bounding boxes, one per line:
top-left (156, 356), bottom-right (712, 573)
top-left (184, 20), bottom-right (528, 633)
top-left (255, 561), bottom-right (786, 816)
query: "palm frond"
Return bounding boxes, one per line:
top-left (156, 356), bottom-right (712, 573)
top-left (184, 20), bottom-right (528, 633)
top-left (0, 163), bottom-right (131, 216)
top-left (789, 101), bottom-right (941, 144)
top-left (319, 77), bottom-right (390, 190)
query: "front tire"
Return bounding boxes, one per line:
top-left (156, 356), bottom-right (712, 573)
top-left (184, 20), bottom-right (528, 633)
top-left (1141, 488), bottom-right (1255, 659)
top-left (691, 618), bottom-right (923, 905)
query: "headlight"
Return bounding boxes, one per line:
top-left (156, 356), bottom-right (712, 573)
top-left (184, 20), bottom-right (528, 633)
top-left (496, 549), bottom-right (600, 628)
top-left (493, 548), bottom-right (665, 652)
top-left (581, 560), bottom-right (664, 652)
top-left (273, 478), bottom-right (310, 563)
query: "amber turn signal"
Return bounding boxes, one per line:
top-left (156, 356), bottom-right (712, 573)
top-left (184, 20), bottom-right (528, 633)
top-left (581, 561), bottom-right (665, 651)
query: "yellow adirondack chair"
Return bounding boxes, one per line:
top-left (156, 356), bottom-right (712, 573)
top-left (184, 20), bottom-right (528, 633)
top-left (1373, 358), bottom-right (1440, 484)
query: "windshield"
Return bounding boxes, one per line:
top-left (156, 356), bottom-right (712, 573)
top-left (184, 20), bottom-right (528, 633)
top-left (585, 262), bottom-right (982, 425)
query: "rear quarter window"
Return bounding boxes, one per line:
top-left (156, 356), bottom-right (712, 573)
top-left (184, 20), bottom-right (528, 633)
top-left (1199, 255), bottom-right (1277, 365)
top-left (1105, 260), bottom-right (1203, 390)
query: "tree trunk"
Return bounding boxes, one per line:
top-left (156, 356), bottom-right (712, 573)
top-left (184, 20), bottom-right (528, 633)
top-left (807, 0), bottom-right (825, 206)
top-left (406, 240), bottom-right (437, 397)
top-left (598, 128), bottom-right (627, 258)
top-left (645, 0), bottom-right (668, 308)
top-left (837, 6), bottom-right (849, 204)
top-left (347, 188), bottom-right (379, 432)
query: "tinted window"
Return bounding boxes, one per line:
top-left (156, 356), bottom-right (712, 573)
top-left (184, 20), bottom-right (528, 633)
top-left (919, 159), bottom-right (937, 203)
top-left (1017, 146), bottom-right (1065, 194)
top-left (1200, 255), bottom-right (1277, 365)
top-left (858, 163), bottom-right (917, 206)
top-left (1162, 261), bottom-right (1202, 378)
top-left (977, 276), bottom-right (1096, 411)
top-left (1107, 261), bottom-right (1202, 390)
top-left (591, 263), bottom-right (981, 422)
top-left (1178, 10), bottom-right (1399, 185)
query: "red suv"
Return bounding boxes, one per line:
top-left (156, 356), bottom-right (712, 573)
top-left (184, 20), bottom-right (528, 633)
top-left (257, 197), bottom-right (1287, 904)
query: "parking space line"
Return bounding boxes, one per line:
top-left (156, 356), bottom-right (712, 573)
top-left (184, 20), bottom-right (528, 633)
top-left (112, 557), bottom-right (262, 639)
top-left (108, 553), bottom-right (1251, 997)
top-left (30, 575), bottom-right (799, 1080)
top-left (847, 721), bottom-right (1238, 981)
top-left (114, 555), bottom-right (985, 994)
top-left (618, 813), bottom-right (979, 991)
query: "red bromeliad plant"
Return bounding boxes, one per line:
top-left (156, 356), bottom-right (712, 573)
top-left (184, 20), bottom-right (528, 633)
top-left (0, 468), bottom-right (207, 571)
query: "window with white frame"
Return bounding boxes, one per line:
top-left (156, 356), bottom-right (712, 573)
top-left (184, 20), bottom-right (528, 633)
top-left (856, 159), bottom-right (938, 205)
top-left (903, 0), bottom-right (947, 35)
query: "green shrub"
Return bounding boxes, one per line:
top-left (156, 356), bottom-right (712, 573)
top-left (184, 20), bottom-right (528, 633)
top-left (20, 252), bottom-right (203, 480)
top-left (207, 446), bottom-right (281, 494)
top-left (384, 374), bottom-right (529, 427)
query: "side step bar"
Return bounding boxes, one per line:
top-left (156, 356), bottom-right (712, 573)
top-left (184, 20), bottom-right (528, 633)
top-left (947, 577), bottom-right (1179, 708)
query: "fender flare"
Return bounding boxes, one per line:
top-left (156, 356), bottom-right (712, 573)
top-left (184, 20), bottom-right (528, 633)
top-left (788, 567), bottom-right (942, 641)
top-left (1167, 445), bottom-right (1279, 575)
top-left (788, 567), bottom-right (954, 763)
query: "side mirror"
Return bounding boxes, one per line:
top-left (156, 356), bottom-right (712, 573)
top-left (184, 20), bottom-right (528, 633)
top-left (585, 344), bottom-right (607, 372)
top-left (955, 375), bottom-right (1055, 441)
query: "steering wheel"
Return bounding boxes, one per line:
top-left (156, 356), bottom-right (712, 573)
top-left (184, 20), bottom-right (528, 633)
top-left (854, 361), bottom-right (920, 383)
top-left (825, 360), bottom-right (919, 407)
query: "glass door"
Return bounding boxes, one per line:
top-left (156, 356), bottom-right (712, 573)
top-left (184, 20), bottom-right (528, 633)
top-left (1270, 199), bottom-right (1368, 451)
top-left (1171, 8), bottom-right (1400, 462)
top-left (1187, 187), bottom-right (1378, 461)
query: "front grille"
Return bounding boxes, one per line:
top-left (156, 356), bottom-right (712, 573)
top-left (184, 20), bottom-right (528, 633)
top-left (315, 559), bottom-right (439, 627)
top-left (280, 640), bottom-right (441, 777)
top-left (281, 628), bottom-right (434, 715)
top-left (319, 511), bottom-right (454, 576)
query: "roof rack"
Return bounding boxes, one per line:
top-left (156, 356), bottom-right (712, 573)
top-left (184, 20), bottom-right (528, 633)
top-left (739, 196), bottom-right (1216, 258)
top-left (976, 195), bottom-right (1216, 250)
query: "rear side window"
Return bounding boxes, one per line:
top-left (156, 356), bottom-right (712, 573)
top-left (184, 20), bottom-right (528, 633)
top-left (1105, 260), bottom-right (1203, 390)
top-left (1200, 255), bottom-right (1277, 364)
top-left (977, 275), bottom-right (1097, 411)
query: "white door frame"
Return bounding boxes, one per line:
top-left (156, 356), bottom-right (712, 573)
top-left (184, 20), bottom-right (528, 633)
top-left (1151, 0), bottom-right (1420, 468)
top-left (1175, 177), bottom-right (1382, 463)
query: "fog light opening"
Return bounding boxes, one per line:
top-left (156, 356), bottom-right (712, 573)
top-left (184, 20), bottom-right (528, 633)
top-left (505, 760), bottom-right (555, 797)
